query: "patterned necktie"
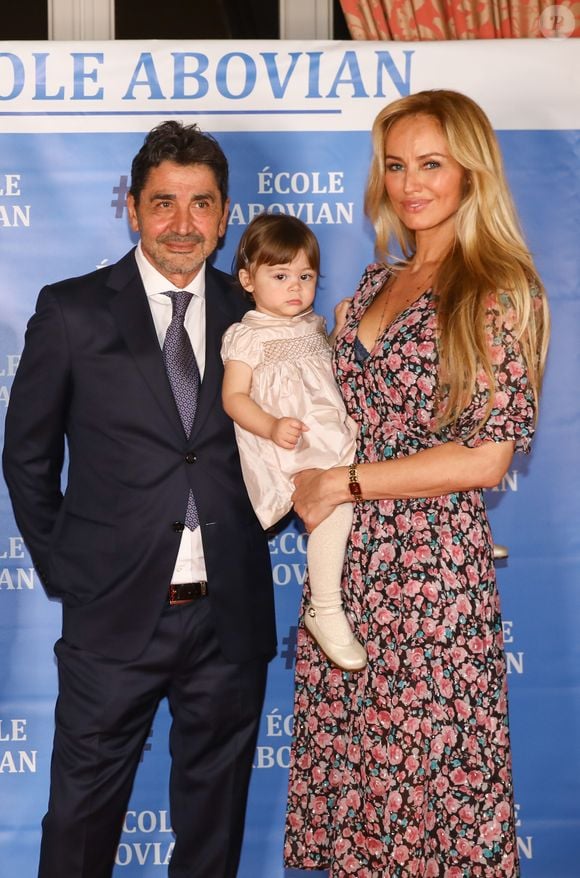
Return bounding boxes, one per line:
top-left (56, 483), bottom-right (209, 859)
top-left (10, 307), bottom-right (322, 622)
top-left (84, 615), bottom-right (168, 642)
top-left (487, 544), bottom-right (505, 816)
top-left (162, 290), bottom-right (200, 530)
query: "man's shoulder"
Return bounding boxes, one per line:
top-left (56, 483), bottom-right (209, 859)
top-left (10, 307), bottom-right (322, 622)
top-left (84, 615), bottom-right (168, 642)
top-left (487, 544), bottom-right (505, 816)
top-left (206, 262), bottom-right (249, 318)
top-left (42, 250), bottom-right (138, 302)
top-left (206, 262), bottom-right (235, 294)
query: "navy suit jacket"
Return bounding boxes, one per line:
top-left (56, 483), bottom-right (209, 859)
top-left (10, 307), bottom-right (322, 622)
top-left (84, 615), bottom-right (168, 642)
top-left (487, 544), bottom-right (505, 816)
top-left (3, 249), bottom-right (276, 663)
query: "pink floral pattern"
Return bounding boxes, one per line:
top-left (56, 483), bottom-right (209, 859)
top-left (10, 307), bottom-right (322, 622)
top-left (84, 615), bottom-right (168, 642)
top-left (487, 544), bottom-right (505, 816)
top-left (338, 0), bottom-right (580, 40)
top-left (284, 264), bottom-right (533, 877)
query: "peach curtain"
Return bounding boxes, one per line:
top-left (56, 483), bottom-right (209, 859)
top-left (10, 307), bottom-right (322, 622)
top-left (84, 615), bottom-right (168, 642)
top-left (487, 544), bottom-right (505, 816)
top-left (338, 0), bottom-right (580, 39)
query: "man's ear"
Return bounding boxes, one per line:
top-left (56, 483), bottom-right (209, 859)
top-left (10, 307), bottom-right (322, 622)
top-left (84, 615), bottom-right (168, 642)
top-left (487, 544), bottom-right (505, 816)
top-left (218, 198), bottom-right (230, 237)
top-left (126, 193), bottom-right (139, 233)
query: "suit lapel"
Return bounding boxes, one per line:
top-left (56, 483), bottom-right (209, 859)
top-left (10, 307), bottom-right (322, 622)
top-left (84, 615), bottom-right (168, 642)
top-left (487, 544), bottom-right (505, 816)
top-left (107, 251), bottom-right (185, 437)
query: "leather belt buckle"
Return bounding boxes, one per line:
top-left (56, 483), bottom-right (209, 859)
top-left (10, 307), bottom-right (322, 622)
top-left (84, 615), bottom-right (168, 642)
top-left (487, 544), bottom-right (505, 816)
top-left (168, 581), bottom-right (208, 605)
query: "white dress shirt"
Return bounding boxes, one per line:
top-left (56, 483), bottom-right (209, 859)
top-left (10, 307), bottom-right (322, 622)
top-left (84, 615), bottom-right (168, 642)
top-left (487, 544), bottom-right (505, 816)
top-left (134, 242), bottom-right (208, 583)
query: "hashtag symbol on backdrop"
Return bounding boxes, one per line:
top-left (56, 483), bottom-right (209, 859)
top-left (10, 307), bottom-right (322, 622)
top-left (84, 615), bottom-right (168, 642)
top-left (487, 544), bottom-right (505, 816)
top-left (280, 625), bottom-right (298, 669)
top-left (111, 175), bottom-right (130, 218)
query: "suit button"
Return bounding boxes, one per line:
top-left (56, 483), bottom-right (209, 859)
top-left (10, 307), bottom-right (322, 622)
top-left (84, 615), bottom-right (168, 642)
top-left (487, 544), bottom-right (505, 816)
top-left (185, 452), bottom-right (196, 464)
top-left (172, 521), bottom-right (185, 533)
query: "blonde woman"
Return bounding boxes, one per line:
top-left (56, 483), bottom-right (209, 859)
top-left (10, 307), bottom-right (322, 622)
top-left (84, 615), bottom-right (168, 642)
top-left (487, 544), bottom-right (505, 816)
top-left (285, 90), bottom-right (549, 877)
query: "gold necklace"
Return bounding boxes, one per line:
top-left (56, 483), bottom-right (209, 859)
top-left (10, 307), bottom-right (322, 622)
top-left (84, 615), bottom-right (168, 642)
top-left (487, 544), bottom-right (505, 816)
top-left (375, 267), bottom-right (435, 342)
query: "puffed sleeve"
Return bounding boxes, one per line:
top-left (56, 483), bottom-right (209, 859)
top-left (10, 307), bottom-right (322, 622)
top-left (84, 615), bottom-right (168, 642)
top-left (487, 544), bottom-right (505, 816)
top-left (451, 293), bottom-right (537, 453)
top-left (220, 323), bottom-right (261, 370)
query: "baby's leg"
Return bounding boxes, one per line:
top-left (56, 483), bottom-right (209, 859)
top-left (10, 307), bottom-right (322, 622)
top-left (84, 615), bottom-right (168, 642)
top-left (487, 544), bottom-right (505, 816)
top-left (304, 503), bottom-right (367, 670)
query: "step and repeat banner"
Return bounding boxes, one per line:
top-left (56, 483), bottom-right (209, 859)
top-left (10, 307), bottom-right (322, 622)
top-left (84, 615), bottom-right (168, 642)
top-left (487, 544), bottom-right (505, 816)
top-left (0, 39), bottom-right (579, 877)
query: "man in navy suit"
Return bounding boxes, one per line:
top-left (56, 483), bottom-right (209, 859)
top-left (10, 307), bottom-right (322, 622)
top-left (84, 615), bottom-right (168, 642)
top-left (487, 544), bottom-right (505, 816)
top-left (2, 121), bottom-right (276, 878)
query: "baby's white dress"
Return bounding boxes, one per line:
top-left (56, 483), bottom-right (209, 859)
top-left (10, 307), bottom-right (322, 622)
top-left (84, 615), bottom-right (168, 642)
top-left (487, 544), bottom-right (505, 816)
top-left (221, 308), bottom-right (357, 529)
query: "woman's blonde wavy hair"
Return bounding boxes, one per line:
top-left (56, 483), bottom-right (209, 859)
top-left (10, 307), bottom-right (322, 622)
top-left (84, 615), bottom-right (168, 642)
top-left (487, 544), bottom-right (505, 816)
top-left (365, 89), bottom-right (549, 433)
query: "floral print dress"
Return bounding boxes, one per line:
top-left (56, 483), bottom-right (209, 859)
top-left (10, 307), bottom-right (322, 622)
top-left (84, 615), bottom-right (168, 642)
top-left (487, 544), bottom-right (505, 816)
top-left (284, 264), bottom-right (535, 878)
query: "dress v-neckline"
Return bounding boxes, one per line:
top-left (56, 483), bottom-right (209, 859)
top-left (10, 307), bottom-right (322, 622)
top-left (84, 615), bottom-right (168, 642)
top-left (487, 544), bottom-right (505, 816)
top-left (356, 275), bottom-right (433, 359)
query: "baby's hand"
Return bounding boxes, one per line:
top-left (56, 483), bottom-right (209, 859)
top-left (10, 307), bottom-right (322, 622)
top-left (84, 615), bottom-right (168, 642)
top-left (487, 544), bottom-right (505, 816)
top-left (334, 297), bottom-right (352, 328)
top-left (330, 297), bottom-right (353, 341)
top-left (270, 417), bottom-right (309, 449)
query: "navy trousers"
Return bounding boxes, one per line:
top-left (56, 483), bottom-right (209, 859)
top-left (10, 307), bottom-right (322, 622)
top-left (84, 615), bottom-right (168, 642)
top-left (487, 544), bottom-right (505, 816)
top-left (38, 597), bottom-right (268, 878)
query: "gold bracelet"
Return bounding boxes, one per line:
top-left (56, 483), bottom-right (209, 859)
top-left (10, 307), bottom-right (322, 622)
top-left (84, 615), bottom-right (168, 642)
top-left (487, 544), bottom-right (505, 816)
top-left (348, 463), bottom-right (363, 504)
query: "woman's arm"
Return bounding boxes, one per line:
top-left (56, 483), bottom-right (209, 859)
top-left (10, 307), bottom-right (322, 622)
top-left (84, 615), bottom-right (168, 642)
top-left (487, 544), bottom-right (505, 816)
top-left (222, 359), bottom-right (308, 449)
top-left (292, 439), bottom-right (515, 531)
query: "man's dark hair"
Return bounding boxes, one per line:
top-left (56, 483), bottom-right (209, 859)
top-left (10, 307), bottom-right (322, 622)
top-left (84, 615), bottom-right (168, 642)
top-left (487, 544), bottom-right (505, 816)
top-left (130, 120), bottom-right (229, 205)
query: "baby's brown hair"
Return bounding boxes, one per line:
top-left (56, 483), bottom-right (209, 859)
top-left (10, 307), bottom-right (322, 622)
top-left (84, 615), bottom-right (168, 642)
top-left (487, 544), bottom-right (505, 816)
top-left (235, 213), bottom-right (320, 278)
